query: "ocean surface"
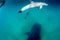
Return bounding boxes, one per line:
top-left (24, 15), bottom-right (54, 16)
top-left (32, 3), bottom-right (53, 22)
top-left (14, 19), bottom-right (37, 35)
top-left (0, 0), bottom-right (60, 40)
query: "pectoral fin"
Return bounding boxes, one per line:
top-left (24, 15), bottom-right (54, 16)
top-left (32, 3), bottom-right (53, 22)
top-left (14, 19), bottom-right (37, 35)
top-left (39, 5), bottom-right (42, 9)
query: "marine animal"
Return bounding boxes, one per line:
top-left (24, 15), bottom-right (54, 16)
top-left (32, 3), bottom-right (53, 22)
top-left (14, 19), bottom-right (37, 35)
top-left (18, 1), bottom-right (48, 13)
top-left (26, 23), bottom-right (41, 40)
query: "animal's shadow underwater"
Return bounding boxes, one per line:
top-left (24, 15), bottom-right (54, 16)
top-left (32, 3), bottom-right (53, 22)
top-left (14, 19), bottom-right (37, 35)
top-left (26, 23), bottom-right (41, 40)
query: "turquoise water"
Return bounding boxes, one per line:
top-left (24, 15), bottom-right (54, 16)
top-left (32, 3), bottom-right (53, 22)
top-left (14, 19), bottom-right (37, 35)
top-left (0, 0), bottom-right (60, 40)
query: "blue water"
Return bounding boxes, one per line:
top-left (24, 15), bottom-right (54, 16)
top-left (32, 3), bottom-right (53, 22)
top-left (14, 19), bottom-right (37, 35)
top-left (0, 0), bottom-right (60, 40)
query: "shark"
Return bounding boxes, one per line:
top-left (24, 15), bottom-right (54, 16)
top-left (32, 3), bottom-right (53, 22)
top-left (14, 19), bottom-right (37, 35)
top-left (25, 23), bottom-right (41, 40)
top-left (18, 1), bottom-right (48, 13)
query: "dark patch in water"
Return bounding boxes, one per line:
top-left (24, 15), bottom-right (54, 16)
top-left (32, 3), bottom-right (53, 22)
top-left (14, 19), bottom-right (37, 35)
top-left (18, 10), bottom-right (22, 13)
top-left (26, 23), bottom-right (41, 40)
top-left (0, 0), bottom-right (5, 8)
top-left (24, 12), bottom-right (30, 19)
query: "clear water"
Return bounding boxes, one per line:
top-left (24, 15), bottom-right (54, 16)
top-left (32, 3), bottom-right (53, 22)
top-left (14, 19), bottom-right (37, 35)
top-left (0, 0), bottom-right (60, 40)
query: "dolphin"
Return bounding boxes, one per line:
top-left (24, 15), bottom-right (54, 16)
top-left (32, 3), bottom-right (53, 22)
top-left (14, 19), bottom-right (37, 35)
top-left (18, 1), bottom-right (48, 13)
top-left (26, 23), bottom-right (41, 40)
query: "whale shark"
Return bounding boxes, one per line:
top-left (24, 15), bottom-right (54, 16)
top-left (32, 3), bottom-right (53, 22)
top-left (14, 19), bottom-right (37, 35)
top-left (18, 1), bottom-right (48, 13)
top-left (26, 23), bottom-right (41, 40)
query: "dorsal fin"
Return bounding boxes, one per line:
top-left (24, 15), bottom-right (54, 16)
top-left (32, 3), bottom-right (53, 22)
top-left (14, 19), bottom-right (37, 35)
top-left (29, 0), bottom-right (34, 3)
top-left (31, 1), bottom-right (34, 3)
